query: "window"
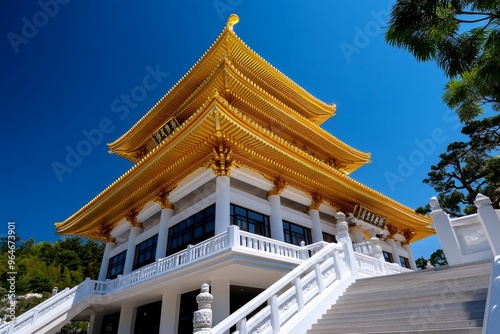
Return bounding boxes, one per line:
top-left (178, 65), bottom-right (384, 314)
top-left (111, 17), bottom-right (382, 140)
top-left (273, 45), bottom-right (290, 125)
top-left (399, 256), bottom-right (411, 269)
top-left (133, 235), bottom-right (158, 270)
top-left (322, 232), bottom-right (337, 243)
top-left (383, 251), bottom-right (393, 263)
top-left (283, 221), bottom-right (312, 246)
top-left (107, 251), bottom-right (126, 279)
top-left (167, 205), bottom-right (215, 256)
top-left (230, 204), bottom-right (270, 237)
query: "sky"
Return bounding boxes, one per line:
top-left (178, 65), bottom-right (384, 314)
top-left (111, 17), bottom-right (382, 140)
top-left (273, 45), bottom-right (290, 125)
top-left (0, 0), bottom-right (467, 260)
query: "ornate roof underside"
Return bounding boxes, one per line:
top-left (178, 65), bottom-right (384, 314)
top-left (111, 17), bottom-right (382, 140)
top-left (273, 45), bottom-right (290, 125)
top-left (56, 15), bottom-right (433, 243)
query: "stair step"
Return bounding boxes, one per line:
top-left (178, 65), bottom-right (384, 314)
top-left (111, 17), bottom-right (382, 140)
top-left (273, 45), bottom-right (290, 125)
top-left (333, 292), bottom-right (487, 311)
top-left (338, 285), bottom-right (488, 302)
top-left (310, 318), bottom-right (483, 332)
top-left (315, 311), bottom-right (484, 326)
top-left (322, 300), bottom-right (486, 318)
top-left (308, 327), bottom-right (482, 334)
top-left (353, 271), bottom-right (491, 287)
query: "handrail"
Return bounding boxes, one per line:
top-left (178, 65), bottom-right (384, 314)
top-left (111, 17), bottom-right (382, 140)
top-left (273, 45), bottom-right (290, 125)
top-left (354, 252), bottom-right (412, 275)
top-left (211, 242), bottom-right (347, 334)
top-left (483, 255), bottom-right (500, 334)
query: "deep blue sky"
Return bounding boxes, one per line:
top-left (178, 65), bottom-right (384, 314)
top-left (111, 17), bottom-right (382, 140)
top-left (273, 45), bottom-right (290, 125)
top-left (1, 1), bottom-right (465, 260)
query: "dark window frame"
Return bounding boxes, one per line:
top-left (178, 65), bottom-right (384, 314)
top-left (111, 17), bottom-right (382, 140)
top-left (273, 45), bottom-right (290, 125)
top-left (107, 251), bottom-right (127, 279)
top-left (230, 204), bottom-right (270, 237)
top-left (382, 251), bottom-right (394, 263)
top-left (283, 221), bottom-right (312, 246)
top-left (133, 234), bottom-right (158, 271)
top-left (167, 204), bottom-right (215, 256)
top-left (399, 256), bottom-right (411, 269)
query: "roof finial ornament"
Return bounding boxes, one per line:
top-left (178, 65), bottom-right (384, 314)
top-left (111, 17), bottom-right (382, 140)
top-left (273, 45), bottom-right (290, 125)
top-left (226, 14), bottom-right (240, 31)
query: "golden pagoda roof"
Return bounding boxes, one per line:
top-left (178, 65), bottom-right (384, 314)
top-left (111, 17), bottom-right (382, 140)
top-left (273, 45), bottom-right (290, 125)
top-left (56, 15), bottom-right (433, 242)
top-left (107, 14), bottom-right (369, 172)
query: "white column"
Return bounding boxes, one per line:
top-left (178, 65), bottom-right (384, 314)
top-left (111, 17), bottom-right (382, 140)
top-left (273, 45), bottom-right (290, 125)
top-left (402, 243), bottom-right (417, 270)
top-left (117, 304), bottom-right (136, 334)
top-left (475, 193), bottom-right (500, 256)
top-left (156, 206), bottom-right (174, 260)
top-left (211, 279), bottom-right (230, 326)
top-left (215, 176), bottom-right (231, 235)
top-left (123, 220), bottom-right (143, 275)
top-left (159, 292), bottom-right (179, 334)
top-left (429, 196), bottom-right (462, 266)
top-left (98, 238), bottom-right (116, 281)
top-left (386, 238), bottom-right (401, 266)
top-left (267, 194), bottom-right (285, 242)
top-left (308, 209), bottom-right (323, 243)
top-left (88, 314), bottom-right (103, 334)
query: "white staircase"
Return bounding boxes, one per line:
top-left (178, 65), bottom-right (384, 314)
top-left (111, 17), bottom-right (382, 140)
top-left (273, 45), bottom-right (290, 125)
top-left (307, 261), bottom-right (491, 334)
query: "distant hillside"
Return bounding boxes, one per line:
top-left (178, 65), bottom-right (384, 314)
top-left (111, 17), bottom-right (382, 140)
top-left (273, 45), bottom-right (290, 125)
top-left (0, 236), bottom-right (104, 333)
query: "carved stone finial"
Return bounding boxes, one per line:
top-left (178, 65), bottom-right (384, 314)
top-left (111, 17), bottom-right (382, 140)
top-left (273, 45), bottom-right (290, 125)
top-left (226, 14), bottom-right (240, 30)
top-left (307, 192), bottom-right (323, 211)
top-left (193, 283), bottom-right (213, 334)
top-left (370, 237), bottom-right (384, 260)
top-left (474, 193), bottom-right (492, 208)
top-left (154, 188), bottom-right (174, 210)
top-left (267, 177), bottom-right (288, 197)
top-left (125, 208), bottom-right (143, 228)
top-left (429, 196), bottom-right (441, 211)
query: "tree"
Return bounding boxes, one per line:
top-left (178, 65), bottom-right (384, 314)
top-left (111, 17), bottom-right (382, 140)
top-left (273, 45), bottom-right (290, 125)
top-left (415, 249), bottom-right (448, 270)
top-left (386, 0), bottom-right (500, 122)
top-left (386, 1), bottom-right (500, 214)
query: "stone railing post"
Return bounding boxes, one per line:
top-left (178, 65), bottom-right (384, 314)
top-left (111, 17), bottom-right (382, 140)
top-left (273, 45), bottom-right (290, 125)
top-left (475, 193), bottom-right (500, 257)
top-left (429, 196), bottom-right (462, 266)
top-left (193, 283), bottom-right (213, 334)
top-left (336, 212), bottom-right (358, 278)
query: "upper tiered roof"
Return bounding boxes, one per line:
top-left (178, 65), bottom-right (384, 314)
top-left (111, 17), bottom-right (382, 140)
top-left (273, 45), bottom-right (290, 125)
top-left (56, 15), bottom-right (434, 242)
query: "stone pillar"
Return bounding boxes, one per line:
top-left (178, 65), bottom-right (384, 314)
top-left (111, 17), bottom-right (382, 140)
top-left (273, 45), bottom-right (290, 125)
top-left (193, 283), bottom-right (213, 334)
top-left (155, 189), bottom-right (175, 260)
top-left (307, 192), bottom-right (323, 244)
top-left (386, 224), bottom-right (401, 266)
top-left (88, 314), bottom-right (103, 334)
top-left (215, 176), bottom-right (231, 235)
top-left (123, 209), bottom-right (143, 275)
top-left (98, 237), bottom-right (116, 281)
top-left (475, 193), bottom-right (500, 256)
top-left (402, 229), bottom-right (417, 270)
top-left (117, 304), bottom-right (136, 334)
top-left (429, 196), bottom-right (462, 266)
top-left (209, 140), bottom-right (234, 235)
top-left (159, 292), bottom-right (179, 334)
top-left (336, 212), bottom-right (358, 277)
top-left (210, 279), bottom-right (230, 326)
top-left (402, 244), bottom-right (417, 270)
top-left (266, 178), bottom-right (287, 242)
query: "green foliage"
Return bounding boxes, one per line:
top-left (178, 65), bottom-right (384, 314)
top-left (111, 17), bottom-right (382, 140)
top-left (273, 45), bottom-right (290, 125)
top-left (386, 0), bottom-right (500, 124)
top-left (387, 1), bottom-right (500, 214)
top-left (415, 249), bottom-right (448, 270)
top-left (0, 237), bottom-right (103, 295)
top-left (421, 118), bottom-right (500, 215)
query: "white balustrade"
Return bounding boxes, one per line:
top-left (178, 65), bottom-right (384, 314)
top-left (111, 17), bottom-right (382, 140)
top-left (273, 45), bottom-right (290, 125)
top-left (211, 242), bottom-right (350, 334)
